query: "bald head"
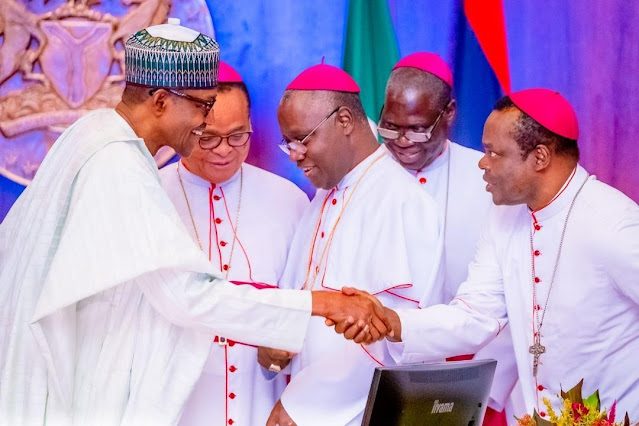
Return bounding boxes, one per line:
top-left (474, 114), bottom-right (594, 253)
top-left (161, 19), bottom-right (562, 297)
top-left (386, 67), bottom-right (451, 111)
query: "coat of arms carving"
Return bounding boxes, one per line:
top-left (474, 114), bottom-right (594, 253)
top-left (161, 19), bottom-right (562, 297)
top-left (0, 0), bottom-right (214, 185)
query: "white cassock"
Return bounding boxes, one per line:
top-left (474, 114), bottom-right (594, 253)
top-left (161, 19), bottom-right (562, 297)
top-left (279, 146), bottom-right (446, 426)
top-left (391, 165), bottom-right (639, 418)
top-left (160, 161), bottom-right (309, 426)
top-left (398, 140), bottom-right (524, 413)
top-left (0, 109), bottom-right (312, 425)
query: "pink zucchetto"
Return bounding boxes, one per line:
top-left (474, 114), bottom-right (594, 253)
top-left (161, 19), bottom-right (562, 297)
top-left (286, 62), bottom-right (360, 93)
top-left (393, 52), bottom-right (453, 88)
top-left (510, 88), bottom-right (579, 140)
top-left (218, 61), bottom-right (243, 83)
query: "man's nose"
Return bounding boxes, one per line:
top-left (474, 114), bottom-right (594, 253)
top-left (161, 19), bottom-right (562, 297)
top-left (394, 133), bottom-right (414, 147)
top-left (214, 138), bottom-right (234, 156)
top-left (287, 141), bottom-right (307, 162)
top-left (478, 154), bottom-right (488, 170)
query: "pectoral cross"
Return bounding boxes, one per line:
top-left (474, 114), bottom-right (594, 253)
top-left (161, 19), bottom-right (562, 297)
top-left (529, 335), bottom-right (546, 377)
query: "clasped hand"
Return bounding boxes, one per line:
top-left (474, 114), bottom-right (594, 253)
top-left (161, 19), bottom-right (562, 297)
top-left (319, 286), bottom-right (394, 344)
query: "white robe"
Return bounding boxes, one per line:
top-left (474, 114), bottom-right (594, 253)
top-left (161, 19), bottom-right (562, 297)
top-left (403, 141), bottom-right (523, 412)
top-left (160, 161), bottom-right (309, 426)
top-left (392, 165), bottom-right (639, 418)
top-left (0, 109), bottom-right (312, 425)
top-left (279, 146), bottom-right (446, 426)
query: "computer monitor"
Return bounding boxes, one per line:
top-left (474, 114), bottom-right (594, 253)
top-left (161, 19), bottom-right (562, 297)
top-left (361, 359), bottom-right (497, 426)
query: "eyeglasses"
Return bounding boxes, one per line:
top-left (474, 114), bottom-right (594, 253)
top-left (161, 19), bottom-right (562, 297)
top-left (377, 101), bottom-right (450, 144)
top-left (278, 107), bottom-right (340, 155)
top-left (198, 131), bottom-right (252, 150)
top-left (149, 88), bottom-right (216, 115)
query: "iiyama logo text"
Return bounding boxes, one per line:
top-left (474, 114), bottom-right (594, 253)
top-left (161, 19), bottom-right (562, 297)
top-left (431, 399), bottom-right (454, 413)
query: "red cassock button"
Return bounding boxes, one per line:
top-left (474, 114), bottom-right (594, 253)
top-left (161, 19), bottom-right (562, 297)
top-left (220, 241), bottom-right (227, 247)
top-left (419, 177), bottom-right (427, 184)
top-left (320, 232), bottom-right (325, 238)
top-left (534, 277), bottom-right (541, 283)
top-left (331, 199), bottom-right (337, 205)
top-left (229, 366), bottom-right (237, 372)
top-left (223, 264), bottom-right (229, 271)
top-left (228, 419), bottom-right (234, 425)
top-left (540, 412), bottom-right (546, 418)
top-left (538, 385), bottom-right (545, 391)
top-left (535, 224), bottom-right (542, 231)
top-left (214, 195), bottom-right (221, 201)
top-left (215, 218), bottom-right (222, 224)
top-left (229, 393), bottom-right (236, 399)
top-left (536, 304), bottom-right (541, 311)
top-left (534, 250), bottom-right (540, 256)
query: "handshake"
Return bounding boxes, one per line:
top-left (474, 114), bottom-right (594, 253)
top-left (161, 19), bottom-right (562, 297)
top-left (315, 286), bottom-right (402, 344)
top-left (259, 287), bottom-right (401, 373)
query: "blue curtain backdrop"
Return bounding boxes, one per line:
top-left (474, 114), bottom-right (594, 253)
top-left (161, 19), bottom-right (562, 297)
top-left (1, 0), bottom-right (638, 220)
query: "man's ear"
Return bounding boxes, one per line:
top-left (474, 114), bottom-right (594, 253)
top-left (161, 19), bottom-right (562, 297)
top-left (443, 99), bottom-right (457, 127)
top-left (149, 89), bottom-right (169, 117)
top-left (533, 144), bottom-right (551, 171)
top-left (336, 106), bottom-right (355, 136)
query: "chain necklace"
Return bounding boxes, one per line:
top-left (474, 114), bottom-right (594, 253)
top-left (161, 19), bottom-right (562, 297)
top-left (177, 161), bottom-right (243, 279)
top-left (528, 173), bottom-right (589, 377)
top-left (302, 152), bottom-right (386, 290)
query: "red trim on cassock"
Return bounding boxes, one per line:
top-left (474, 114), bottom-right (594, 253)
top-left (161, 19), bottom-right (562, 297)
top-left (318, 283), bottom-right (420, 305)
top-left (230, 280), bottom-right (277, 290)
top-left (210, 186), bottom-right (223, 266)
top-left (359, 344), bottom-right (384, 367)
top-left (447, 354), bottom-right (474, 362)
top-left (224, 344), bottom-right (229, 424)
top-left (220, 186), bottom-right (255, 281)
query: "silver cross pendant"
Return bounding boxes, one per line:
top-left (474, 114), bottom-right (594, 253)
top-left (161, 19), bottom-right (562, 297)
top-left (529, 336), bottom-right (546, 377)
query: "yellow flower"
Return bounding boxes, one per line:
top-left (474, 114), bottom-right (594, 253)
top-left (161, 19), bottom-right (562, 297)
top-left (543, 397), bottom-right (559, 423)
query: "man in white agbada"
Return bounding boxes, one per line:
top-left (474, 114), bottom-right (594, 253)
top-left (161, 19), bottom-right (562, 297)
top-left (341, 88), bottom-right (639, 418)
top-left (0, 22), bottom-right (391, 425)
top-left (378, 52), bottom-right (524, 418)
top-left (160, 61), bottom-right (309, 426)
top-left (263, 63), bottom-right (445, 426)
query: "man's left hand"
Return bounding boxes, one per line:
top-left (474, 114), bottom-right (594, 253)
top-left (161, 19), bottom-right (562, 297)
top-left (257, 346), bottom-right (294, 372)
top-left (266, 399), bottom-right (297, 426)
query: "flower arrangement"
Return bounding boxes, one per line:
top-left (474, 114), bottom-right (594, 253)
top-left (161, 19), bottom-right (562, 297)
top-left (516, 380), bottom-right (635, 426)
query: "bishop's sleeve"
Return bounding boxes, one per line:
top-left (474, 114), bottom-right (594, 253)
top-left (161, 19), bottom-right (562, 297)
top-left (604, 202), bottom-right (639, 306)
top-left (393, 211), bottom-right (509, 362)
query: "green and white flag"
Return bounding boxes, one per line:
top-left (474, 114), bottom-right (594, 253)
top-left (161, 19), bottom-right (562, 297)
top-left (342, 0), bottom-right (400, 128)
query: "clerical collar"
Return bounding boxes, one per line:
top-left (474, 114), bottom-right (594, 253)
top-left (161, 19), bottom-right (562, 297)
top-left (530, 165), bottom-right (590, 223)
top-left (334, 145), bottom-right (386, 190)
top-left (178, 159), bottom-right (243, 188)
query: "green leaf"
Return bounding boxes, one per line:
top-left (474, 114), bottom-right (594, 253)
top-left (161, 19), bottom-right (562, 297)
top-left (560, 379), bottom-right (584, 404)
top-left (583, 389), bottom-right (600, 411)
top-left (533, 410), bottom-right (554, 426)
